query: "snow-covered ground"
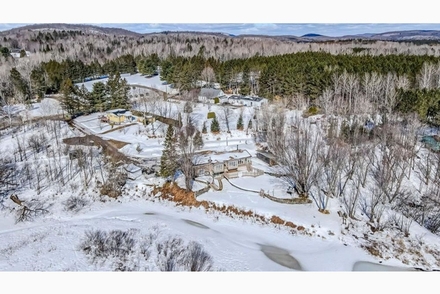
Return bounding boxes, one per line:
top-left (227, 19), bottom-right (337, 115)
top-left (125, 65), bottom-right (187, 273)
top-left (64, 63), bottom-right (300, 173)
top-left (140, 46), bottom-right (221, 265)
top-left (75, 73), bottom-right (179, 94)
top-left (2, 96), bottom-right (440, 280)
top-left (2, 98), bottom-right (63, 121)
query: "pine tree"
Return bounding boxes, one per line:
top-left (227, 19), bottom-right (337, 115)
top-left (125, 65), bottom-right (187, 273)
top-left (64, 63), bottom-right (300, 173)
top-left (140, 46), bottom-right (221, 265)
top-left (10, 67), bottom-right (30, 101)
top-left (210, 116), bottom-right (220, 133)
top-left (237, 112), bottom-right (244, 130)
top-left (202, 121), bottom-right (207, 134)
top-left (248, 119), bottom-right (253, 131)
top-left (91, 82), bottom-right (108, 112)
top-left (193, 130), bottom-right (204, 150)
top-left (60, 78), bottom-right (79, 115)
top-left (160, 125), bottom-right (178, 178)
top-left (107, 72), bottom-right (129, 109)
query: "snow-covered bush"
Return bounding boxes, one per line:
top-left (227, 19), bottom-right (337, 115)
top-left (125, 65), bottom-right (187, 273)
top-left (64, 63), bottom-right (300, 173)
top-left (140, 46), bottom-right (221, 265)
top-left (78, 228), bottom-right (215, 271)
top-left (13, 199), bottom-right (50, 223)
top-left (63, 196), bottom-right (90, 213)
top-left (79, 229), bottom-right (138, 270)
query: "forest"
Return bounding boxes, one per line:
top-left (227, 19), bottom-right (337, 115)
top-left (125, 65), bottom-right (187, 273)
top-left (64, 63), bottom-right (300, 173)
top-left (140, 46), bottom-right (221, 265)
top-left (2, 34), bottom-right (440, 126)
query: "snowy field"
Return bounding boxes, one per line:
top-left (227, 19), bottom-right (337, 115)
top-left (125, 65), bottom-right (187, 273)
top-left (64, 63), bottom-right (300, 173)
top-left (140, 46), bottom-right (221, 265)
top-left (75, 73), bottom-right (179, 94)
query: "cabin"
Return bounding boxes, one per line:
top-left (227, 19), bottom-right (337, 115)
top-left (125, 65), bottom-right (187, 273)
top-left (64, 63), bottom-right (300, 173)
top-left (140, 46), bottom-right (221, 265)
top-left (193, 150), bottom-right (253, 177)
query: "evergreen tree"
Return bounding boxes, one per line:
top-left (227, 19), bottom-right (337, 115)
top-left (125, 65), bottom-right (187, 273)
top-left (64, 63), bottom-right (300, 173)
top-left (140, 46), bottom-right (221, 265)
top-left (160, 125), bottom-right (179, 178)
top-left (239, 64), bottom-right (250, 95)
top-left (60, 78), bottom-right (79, 115)
top-left (247, 118), bottom-right (253, 131)
top-left (91, 82), bottom-right (108, 112)
top-left (9, 68), bottom-right (30, 101)
top-left (237, 112), bottom-right (244, 130)
top-left (107, 72), bottom-right (129, 109)
top-left (76, 85), bottom-right (91, 111)
top-left (30, 67), bottom-right (47, 99)
top-left (193, 130), bottom-right (204, 150)
top-left (210, 116), bottom-right (220, 133)
top-left (202, 121), bottom-right (207, 134)
top-left (0, 47), bottom-right (10, 58)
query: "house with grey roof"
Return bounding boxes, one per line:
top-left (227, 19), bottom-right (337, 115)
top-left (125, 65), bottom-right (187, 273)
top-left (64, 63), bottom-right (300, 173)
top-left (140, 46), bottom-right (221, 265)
top-left (198, 88), bottom-right (227, 104)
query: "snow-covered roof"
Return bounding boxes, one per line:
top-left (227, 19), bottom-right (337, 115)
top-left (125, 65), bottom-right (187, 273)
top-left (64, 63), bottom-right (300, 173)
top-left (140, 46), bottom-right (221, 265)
top-left (106, 109), bottom-right (127, 115)
top-left (194, 150), bottom-right (252, 165)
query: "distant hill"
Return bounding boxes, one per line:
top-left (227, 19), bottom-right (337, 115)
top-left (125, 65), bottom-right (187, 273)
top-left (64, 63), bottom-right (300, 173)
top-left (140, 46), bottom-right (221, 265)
top-left (3, 24), bottom-right (440, 42)
top-left (369, 30), bottom-right (440, 41)
top-left (1, 23), bottom-right (142, 37)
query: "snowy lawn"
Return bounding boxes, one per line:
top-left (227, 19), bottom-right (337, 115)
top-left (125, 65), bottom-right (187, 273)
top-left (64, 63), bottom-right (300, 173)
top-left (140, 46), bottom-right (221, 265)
top-left (75, 74), bottom-right (179, 94)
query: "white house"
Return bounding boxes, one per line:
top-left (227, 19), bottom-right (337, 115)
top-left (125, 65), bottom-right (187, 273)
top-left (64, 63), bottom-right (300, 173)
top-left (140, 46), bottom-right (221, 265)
top-left (228, 95), bottom-right (268, 108)
top-left (198, 88), bottom-right (227, 104)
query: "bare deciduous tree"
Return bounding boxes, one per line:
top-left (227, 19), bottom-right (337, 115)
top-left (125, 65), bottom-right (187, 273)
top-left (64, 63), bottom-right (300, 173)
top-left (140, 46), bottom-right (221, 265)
top-left (200, 66), bottom-right (215, 88)
top-left (218, 106), bottom-right (234, 133)
top-left (276, 117), bottom-right (323, 200)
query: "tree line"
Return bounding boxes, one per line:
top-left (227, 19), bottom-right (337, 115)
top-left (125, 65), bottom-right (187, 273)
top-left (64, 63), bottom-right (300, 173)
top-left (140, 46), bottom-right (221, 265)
top-left (5, 44), bottom-right (440, 125)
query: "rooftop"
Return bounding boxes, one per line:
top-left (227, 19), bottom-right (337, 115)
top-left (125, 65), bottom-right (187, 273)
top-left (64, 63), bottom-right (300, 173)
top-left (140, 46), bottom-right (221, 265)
top-left (106, 109), bottom-right (127, 115)
top-left (229, 95), bottom-right (265, 102)
top-left (199, 88), bottom-right (225, 98)
top-left (194, 150), bottom-right (252, 165)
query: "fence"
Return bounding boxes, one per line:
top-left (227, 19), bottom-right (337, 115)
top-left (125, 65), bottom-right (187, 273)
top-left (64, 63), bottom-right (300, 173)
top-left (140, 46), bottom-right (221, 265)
top-left (242, 167), bottom-right (264, 177)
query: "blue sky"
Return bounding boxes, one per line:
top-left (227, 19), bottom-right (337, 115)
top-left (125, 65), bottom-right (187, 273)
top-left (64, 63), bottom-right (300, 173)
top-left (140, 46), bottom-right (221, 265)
top-left (1, 23), bottom-right (440, 37)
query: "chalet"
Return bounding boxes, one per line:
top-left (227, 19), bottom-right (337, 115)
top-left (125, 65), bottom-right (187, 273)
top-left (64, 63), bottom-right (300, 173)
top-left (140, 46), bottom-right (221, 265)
top-left (193, 150), bottom-right (253, 177)
top-left (228, 95), bottom-right (267, 108)
top-left (256, 151), bottom-right (278, 166)
top-left (198, 88), bottom-right (227, 104)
